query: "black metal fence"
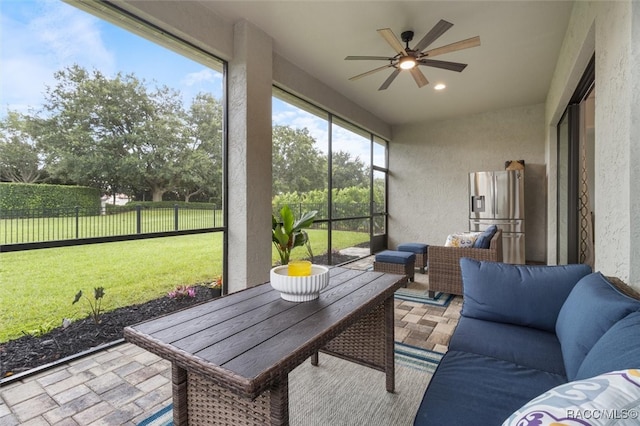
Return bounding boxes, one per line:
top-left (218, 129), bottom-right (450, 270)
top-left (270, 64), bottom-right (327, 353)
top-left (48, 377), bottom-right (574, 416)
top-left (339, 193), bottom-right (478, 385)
top-left (1, 205), bottom-right (222, 245)
top-left (3, 202), bottom-right (376, 246)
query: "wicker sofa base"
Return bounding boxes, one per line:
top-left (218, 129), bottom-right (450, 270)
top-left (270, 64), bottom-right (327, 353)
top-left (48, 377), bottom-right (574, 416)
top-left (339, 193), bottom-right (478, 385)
top-left (373, 260), bottom-right (415, 282)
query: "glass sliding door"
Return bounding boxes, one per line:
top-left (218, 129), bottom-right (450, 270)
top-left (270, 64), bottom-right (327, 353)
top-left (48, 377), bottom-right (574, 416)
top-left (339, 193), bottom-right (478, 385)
top-left (557, 106), bottom-right (580, 264)
top-left (556, 55), bottom-right (595, 266)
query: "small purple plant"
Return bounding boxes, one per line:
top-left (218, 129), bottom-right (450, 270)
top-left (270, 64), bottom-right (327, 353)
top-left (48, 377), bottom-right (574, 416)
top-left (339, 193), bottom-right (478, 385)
top-left (168, 285), bottom-right (196, 299)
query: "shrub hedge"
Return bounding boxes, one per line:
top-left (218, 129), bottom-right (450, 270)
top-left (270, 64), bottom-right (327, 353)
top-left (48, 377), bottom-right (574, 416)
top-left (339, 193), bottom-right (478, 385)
top-left (0, 183), bottom-right (101, 218)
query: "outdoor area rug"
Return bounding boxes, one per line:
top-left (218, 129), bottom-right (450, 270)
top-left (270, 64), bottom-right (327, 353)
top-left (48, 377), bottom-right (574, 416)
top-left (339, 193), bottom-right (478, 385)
top-left (394, 287), bottom-right (454, 306)
top-left (138, 343), bottom-right (443, 426)
top-left (394, 278), bottom-right (454, 307)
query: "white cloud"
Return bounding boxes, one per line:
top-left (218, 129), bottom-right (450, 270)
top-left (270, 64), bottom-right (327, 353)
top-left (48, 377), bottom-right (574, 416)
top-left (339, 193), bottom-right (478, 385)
top-left (30, 1), bottom-right (113, 69)
top-left (1, 0), bottom-right (114, 116)
top-left (272, 99), bottom-right (377, 165)
top-left (181, 69), bottom-right (220, 86)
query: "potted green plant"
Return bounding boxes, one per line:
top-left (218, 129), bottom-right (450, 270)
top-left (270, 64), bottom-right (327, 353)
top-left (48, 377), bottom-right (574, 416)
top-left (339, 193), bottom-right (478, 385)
top-left (271, 205), bottom-right (329, 302)
top-left (271, 205), bottom-right (318, 265)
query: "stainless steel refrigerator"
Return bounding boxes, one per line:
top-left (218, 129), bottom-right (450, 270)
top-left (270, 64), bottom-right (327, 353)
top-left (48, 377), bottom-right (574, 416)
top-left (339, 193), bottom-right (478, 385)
top-left (469, 170), bottom-right (525, 264)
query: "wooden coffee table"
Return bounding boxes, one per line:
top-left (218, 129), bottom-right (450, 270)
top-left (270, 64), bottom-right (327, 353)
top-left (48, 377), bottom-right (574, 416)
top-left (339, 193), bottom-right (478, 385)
top-left (124, 267), bottom-right (406, 425)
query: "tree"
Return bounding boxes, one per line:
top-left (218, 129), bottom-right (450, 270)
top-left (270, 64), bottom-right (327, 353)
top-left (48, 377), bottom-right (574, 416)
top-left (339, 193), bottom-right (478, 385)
top-left (176, 93), bottom-right (224, 203)
top-left (0, 112), bottom-right (44, 183)
top-left (36, 65), bottom-right (195, 201)
top-left (132, 85), bottom-right (188, 201)
top-left (331, 150), bottom-right (368, 189)
top-left (272, 125), bottom-right (326, 195)
top-left (36, 65), bottom-right (151, 196)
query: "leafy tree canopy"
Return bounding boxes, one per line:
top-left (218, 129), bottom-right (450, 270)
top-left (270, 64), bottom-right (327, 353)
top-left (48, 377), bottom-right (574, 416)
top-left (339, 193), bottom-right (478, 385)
top-left (2, 65), bottom-right (224, 203)
top-left (0, 112), bottom-right (44, 183)
top-left (272, 125), bottom-right (326, 195)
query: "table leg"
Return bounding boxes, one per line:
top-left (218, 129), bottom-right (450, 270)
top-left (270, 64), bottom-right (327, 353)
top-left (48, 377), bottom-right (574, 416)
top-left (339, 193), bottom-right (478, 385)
top-left (311, 351), bottom-right (319, 366)
top-left (269, 376), bottom-right (289, 426)
top-left (384, 297), bottom-right (395, 393)
top-left (171, 362), bottom-right (188, 426)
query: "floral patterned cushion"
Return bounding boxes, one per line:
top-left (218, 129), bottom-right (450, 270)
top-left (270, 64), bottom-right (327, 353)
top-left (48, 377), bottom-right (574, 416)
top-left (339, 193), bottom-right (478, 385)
top-left (503, 369), bottom-right (640, 425)
top-left (444, 232), bottom-right (482, 248)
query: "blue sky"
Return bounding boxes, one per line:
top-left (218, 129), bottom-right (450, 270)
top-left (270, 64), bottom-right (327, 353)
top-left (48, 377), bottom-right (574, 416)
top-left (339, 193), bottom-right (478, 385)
top-left (0, 0), bottom-right (376, 165)
top-left (0, 0), bottom-right (223, 117)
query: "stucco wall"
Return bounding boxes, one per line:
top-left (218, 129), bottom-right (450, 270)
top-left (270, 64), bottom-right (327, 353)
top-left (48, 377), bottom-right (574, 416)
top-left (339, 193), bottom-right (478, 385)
top-left (544, 1), bottom-right (640, 287)
top-left (389, 103), bottom-right (546, 263)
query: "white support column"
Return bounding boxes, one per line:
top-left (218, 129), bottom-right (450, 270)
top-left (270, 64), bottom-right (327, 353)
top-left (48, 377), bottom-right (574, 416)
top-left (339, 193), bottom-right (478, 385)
top-left (227, 20), bottom-right (273, 293)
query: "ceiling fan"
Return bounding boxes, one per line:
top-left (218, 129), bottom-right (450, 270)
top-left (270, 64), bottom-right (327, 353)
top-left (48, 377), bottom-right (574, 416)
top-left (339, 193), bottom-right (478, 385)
top-left (345, 20), bottom-right (480, 90)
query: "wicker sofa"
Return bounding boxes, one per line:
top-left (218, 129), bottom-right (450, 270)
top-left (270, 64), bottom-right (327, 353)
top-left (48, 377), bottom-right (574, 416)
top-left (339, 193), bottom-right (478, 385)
top-left (427, 229), bottom-right (502, 296)
top-left (414, 260), bottom-right (640, 425)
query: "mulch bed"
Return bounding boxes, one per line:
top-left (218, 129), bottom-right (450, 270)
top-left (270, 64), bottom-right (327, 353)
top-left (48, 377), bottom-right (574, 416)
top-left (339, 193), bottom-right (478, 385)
top-left (0, 252), bottom-right (362, 379)
top-left (0, 285), bottom-right (219, 379)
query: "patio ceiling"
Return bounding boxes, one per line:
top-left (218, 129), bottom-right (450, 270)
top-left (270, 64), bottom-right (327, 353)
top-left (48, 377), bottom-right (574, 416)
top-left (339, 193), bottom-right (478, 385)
top-left (199, 1), bottom-right (574, 125)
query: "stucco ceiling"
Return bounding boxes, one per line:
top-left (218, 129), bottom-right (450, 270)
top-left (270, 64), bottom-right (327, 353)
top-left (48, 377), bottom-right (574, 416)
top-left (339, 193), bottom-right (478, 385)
top-left (199, 1), bottom-right (574, 126)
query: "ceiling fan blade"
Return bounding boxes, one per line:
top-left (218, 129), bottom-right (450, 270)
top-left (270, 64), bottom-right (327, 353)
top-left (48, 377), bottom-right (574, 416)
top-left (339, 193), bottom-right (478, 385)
top-left (413, 19), bottom-right (454, 52)
top-left (377, 28), bottom-right (408, 56)
top-left (345, 55), bottom-right (393, 61)
top-left (349, 64), bottom-right (393, 81)
top-left (418, 59), bottom-right (468, 72)
top-left (423, 36), bottom-right (481, 57)
top-left (410, 68), bottom-right (429, 88)
top-left (379, 69), bottom-right (401, 90)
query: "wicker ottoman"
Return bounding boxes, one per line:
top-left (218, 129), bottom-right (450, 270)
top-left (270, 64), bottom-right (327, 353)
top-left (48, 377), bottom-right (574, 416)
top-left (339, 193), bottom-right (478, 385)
top-left (373, 250), bottom-right (415, 282)
top-left (397, 243), bottom-right (429, 274)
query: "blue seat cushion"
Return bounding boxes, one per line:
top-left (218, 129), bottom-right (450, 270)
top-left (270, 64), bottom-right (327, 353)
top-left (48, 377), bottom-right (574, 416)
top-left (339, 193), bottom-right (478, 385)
top-left (575, 311), bottom-right (640, 380)
top-left (556, 272), bottom-right (640, 381)
top-left (449, 316), bottom-right (566, 376)
top-left (374, 250), bottom-right (415, 264)
top-left (472, 224), bottom-right (498, 249)
top-left (460, 259), bottom-right (592, 332)
top-left (413, 350), bottom-right (566, 426)
top-left (397, 243), bottom-right (428, 254)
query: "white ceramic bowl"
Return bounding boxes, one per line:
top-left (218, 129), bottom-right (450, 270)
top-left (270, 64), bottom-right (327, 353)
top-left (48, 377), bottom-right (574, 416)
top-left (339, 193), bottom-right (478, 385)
top-left (270, 264), bottom-right (330, 302)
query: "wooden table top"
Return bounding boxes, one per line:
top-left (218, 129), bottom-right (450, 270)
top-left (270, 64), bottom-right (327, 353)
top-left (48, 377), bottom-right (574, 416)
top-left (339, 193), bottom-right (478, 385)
top-left (124, 267), bottom-right (404, 398)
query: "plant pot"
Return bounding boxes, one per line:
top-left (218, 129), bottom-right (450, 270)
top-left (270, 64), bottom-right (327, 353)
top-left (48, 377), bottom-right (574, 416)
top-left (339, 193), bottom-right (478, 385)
top-left (209, 287), bottom-right (222, 298)
top-left (270, 264), bottom-right (330, 302)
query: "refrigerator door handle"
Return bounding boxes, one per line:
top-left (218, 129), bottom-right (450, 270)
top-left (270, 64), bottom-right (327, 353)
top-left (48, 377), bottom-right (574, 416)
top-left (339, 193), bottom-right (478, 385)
top-left (492, 173), bottom-right (498, 217)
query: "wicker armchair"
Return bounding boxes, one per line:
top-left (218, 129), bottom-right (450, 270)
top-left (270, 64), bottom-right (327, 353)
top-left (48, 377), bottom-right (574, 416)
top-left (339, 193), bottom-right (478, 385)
top-left (428, 229), bottom-right (503, 297)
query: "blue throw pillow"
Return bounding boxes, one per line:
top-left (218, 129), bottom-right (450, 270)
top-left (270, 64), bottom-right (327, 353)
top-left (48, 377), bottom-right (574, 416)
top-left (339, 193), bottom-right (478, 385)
top-left (556, 272), bottom-right (640, 381)
top-left (460, 259), bottom-right (591, 332)
top-left (576, 311), bottom-right (640, 380)
top-left (472, 225), bottom-right (498, 249)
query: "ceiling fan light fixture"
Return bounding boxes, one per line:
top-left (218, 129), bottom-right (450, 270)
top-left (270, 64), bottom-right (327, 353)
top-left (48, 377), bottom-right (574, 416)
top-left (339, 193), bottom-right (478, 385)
top-left (346, 21), bottom-right (480, 90)
top-left (434, 83), bottom-right (446, 90)
top-left (398, 56), bottom-right (417, 70)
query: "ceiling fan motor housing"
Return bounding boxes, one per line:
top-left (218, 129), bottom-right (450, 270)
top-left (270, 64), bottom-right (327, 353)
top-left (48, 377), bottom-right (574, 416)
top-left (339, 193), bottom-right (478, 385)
top-left (401, 31), bottom-right (414, 44)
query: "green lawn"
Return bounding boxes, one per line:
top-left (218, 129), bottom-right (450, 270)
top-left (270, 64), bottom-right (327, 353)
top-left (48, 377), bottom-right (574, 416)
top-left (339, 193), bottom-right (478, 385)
top-left (0, 229), bottom-right (368, 342)
top-left (0, 233), bottom-right (222, 342)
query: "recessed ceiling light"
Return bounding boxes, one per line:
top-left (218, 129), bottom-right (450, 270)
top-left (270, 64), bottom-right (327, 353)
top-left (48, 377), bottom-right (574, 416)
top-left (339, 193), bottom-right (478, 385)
top-left (434, 83), bottom-right (446, 91)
